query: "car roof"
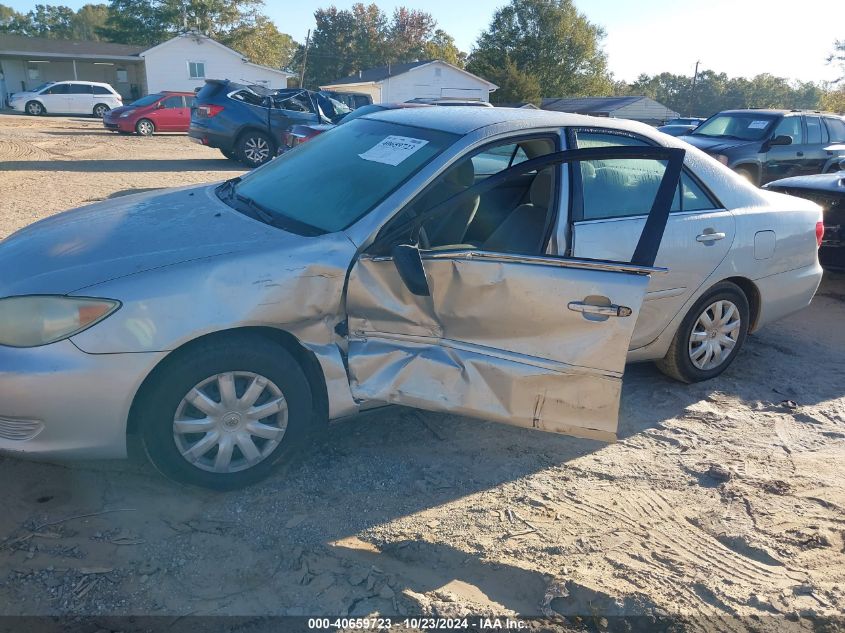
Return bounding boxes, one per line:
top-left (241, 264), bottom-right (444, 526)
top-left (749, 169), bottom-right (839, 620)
top-left (362, 106), bottom-right (639, 135)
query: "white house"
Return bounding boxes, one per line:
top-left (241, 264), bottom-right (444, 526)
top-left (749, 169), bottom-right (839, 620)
top-left (0, 32), bottom-right (292, 105)
top-left (140, 32), bottom-right (292, 93)
top-left (321, 60), bottom-right (497, 104)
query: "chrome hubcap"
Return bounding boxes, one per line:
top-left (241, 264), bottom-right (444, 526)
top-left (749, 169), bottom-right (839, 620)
top-left (138, 121), bottom-right (152, 134)
top-left (244, 137), bottom-right (269, 163)
top-left (173, 371), bottom-right (288, 474)
top-left (95, 106), bottom-right (107, 117)
top-left (688, 300), bottom-right (741, 371)
top-left (28, 103), bottom-right (41, 114)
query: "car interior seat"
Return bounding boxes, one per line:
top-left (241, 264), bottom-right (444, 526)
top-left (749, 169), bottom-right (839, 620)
top-left (482, 168), bottom-right (554, 254)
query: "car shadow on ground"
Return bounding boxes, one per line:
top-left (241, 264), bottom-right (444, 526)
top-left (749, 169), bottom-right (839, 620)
top-left (1, 159), bottom-right (242, 172)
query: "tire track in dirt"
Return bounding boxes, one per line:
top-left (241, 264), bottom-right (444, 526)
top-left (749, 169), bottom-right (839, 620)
top-left (0, 138), bottom-right (52, 162)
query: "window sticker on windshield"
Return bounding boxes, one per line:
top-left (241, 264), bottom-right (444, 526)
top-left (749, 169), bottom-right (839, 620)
top-left (359, 136), bottom-right (429, 166)
top-left (748, 120), bottom-right (770, 129)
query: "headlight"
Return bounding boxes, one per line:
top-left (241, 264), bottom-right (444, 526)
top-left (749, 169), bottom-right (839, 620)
top-left (713, 154), bottom-right (729, 165)
top-left (0, 296), bottom-right (120, 348)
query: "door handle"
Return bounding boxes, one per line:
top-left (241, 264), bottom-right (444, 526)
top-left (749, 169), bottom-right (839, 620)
top-left (568, 301), bottom-right (633, 317)
top-left (696, 231), bottom-right (726, 242)
top-left (796, 151), bottom-right (804, 157)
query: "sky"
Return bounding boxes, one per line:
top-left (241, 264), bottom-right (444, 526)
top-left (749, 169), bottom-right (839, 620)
top-left (4, 0), bottom-right (843, 84)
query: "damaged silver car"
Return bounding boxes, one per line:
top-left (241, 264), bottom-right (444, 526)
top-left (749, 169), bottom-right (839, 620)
top-left (0, 108), bottom-right (823, 488)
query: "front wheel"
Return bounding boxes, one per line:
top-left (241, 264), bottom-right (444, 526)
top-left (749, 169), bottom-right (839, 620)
top-left (135, 118), bottom-right (155, 136)
top-left (236, 130), bottom-right (274, 167)
top-left (93, 103), bottom-right (110, 118)
top-left (25, 100), bottom-right (44, 116)
top-left (655, 282), bottom-right (750, 383)
top-left (734, 166), bottom-right (759, 187)
top-left (139, 334), bottom-right (315, 489)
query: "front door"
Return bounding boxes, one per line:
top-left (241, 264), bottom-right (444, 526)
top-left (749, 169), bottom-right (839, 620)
top-left (39, 83), bottom-right (69, 113)
top-left (345, 145), bottom-right (684, 441)
top-left (763, 115), bottom-right (805, 183)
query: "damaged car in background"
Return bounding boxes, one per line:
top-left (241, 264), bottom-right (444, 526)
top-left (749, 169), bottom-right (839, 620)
top-left (764, 156), bottom-right (845, 269)
top-left (188, 79), bottom-right (352, 166)
top-left (0, 108), bottom-right (823, 489)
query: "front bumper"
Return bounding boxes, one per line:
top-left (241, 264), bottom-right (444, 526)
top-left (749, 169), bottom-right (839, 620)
top-left (0, 340), bottom-right (167, 460)
top-left (8, 101), bottom-right (25, 112)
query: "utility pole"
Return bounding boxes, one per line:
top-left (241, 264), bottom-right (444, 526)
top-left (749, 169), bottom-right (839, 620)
top-left (299, 29), bottom-right (311, 89)
top-left (689, 60), bottom-right (700, 115)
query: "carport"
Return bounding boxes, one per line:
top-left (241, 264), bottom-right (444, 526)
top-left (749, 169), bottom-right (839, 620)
top-left (0, 34), bottom-right (146, 104)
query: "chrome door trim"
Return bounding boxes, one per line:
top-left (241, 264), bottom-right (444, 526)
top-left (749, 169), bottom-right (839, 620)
top-left (572, 208), bottom-right (730, 226)
top-left (367, 250), bottom-right (667, 276)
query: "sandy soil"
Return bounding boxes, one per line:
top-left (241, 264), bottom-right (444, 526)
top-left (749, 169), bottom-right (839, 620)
top-left (1, 113), bottom-right (844, 629)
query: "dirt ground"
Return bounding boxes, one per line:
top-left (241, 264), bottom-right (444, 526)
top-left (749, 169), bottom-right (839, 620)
top-left (1, 113), bottom-right (844, 629)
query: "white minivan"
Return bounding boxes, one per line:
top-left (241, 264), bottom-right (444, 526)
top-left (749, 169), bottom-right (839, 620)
top-left (8, 81), bottom-right (122, 117)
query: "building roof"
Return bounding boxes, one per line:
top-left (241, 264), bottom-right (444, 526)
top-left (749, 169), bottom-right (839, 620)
top-left (323, 59), bottom-right (497, 90)
top-left (541, 96), bottom-right (649, 114)
top-left (0, 33), bottom-right (144, 59)
top-left (325, 60), bottom-right (433, 86)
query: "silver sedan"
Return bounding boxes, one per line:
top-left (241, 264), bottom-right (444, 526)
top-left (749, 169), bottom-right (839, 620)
top-left (0, 108), bottom-right (823, 488)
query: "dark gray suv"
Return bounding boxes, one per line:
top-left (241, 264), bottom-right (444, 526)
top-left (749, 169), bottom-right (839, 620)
top-left (680, 110), bottom-right (845, 185)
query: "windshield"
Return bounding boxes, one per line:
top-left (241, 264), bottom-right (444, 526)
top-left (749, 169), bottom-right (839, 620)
top-left (229, 119), bottom-right (457, 234)
top-left (129, 93), bottom-right (164, 107)
top-left (338, 104), bottom-right (387, 124)
top-left (31, 82), bottom-right (53, 93)
top-left (691, 113), bottom-right (778, 141)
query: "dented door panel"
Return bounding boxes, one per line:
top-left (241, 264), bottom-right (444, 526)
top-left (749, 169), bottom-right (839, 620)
top-left (347, 251), bottom-right (654, 440)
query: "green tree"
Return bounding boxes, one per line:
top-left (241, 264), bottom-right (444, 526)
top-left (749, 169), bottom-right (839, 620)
top-left (481, 57), bottom-right (541, 105)
top-left (97, 0), bottom-right (171, 45)
top-left (423, 29), bottom-right (465, 68)
top-left (0, 4), bottom-right (30, 33)
top-left (467, 0), bottom-right (612, 103)
top-left (70, 3), bottom-right (109, 40)
top-left (222, 15), bottom-right (298, 70)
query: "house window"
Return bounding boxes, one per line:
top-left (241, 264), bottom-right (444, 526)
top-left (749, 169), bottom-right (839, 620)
top-left (116, 69), bottom-right (128, 83)
top-left (188, 62), bottom-right (205, 79)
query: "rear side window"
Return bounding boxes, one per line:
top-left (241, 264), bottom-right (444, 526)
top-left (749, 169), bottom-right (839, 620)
top-left (825, 117), bottom-right (845, 142)
top-left (573, 129), bottom-right (717, 219)
top-left (806, 117), bottom-right (823, 144)
top-left (230, 89), bottom-right (265, 106)
top-left (93, 85), bottom-right (112, 95)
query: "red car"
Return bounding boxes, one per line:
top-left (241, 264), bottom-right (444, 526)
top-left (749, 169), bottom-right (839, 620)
top-left (103, 91), bottom-right (194, 136)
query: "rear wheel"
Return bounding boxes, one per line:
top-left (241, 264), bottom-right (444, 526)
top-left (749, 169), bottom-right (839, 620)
top-left (656, 282), bottom-right (750, 383)
top-left (93, 103), bottom-right (110, 118)
top-left (139, 334), bottom-right (315, 489)
top-left (135, 118), bottom-right (155, 136)
top-left (25, 101), bottom-right (44, 116)
top-left (236, 130), bottom-right (274, 167)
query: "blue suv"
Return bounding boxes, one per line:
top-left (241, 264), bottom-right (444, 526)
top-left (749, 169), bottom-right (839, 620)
top-left (189, 80), bottom-right (350, 167)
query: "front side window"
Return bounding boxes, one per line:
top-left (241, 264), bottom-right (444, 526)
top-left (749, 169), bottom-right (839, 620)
top-left (229, 119), bottom-right (457, 234)
top-left (773, 116), bottom-right (804, 144)
top-left (692, 113), bottom-right (777, 141)
top-left (375, 137), bottom-right (557, 254)
top-left (44, 83), bottom-right (69, 95)
top-left (161, 95), bottom-right (183, 108)
top-left (188, 62), bottom-right (205, 79)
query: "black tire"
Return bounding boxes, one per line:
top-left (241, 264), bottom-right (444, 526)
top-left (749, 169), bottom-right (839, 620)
top-left (138, 333), bottom-right (316, 490)
top-left (220, 148), bottom-right (237, 160)
top-left (734, 166), bottom-right (759, 187)
top-left (135, 118), bottom-right (155, 136)
top-left (236, 130), bottom-right (274, 167)
top-left (93, 103), bottom-right (110, 118)
top-left (655, 281), bottom-right (750, 383)
top-left (25, 100), bottom-right (44, 116)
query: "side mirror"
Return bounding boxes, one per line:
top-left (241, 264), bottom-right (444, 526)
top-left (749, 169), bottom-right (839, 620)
top-left (391, 244), bottom-right (430, 297)
top-left (769, 134), bottom-right (792, 147)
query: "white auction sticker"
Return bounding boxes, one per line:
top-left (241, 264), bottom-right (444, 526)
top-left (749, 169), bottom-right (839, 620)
top-left (748, 120), bottom-right (770, 129)
top-left (359, 136), bottom-right (429, 166)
